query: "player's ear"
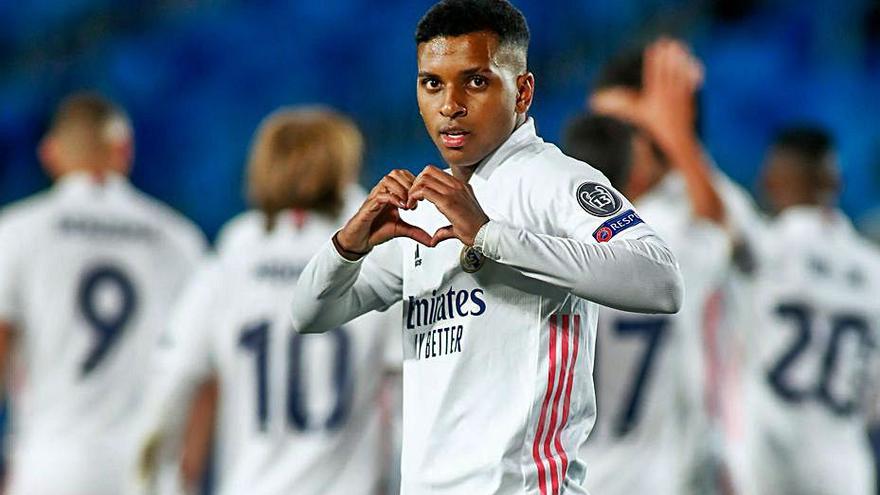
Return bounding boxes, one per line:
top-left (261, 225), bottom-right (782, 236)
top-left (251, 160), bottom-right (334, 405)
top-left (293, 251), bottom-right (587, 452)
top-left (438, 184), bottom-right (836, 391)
top-left (515, 72), bottom-right (535, 114)
top-left (37, 136), bottom-right (64, 179)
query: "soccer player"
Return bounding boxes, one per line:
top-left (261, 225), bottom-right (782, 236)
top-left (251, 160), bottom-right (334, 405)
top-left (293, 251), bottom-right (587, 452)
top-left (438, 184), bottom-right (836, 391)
top-left (0, 93), bottom-right (206, 495)
top-left (742, 126), bottom-right (880, 495)
top-left (290, 1), bottom-right (684, 494)
top-left (563, 112), bottom-right (730, 494)
top-left (588, 38), bottom-right (763, 494)
top-left (132, 107), bottom-right (401, 495)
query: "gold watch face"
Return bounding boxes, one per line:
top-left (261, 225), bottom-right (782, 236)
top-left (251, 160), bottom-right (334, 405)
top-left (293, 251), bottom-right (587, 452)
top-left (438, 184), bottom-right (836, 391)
top-left (460, 245), bottom-right (485, 273)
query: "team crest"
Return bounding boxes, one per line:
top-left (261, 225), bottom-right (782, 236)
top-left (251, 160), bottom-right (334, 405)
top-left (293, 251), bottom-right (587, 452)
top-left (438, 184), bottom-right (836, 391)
top-left (576, 182), bottom-right (622, 217)
top-left (460, 245), bottom-right (485, 273)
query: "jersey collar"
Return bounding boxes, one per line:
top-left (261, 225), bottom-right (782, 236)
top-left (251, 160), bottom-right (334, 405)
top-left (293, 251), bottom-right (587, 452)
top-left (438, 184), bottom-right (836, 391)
top-left (56, 170), bottom-right (130, 197)
top-left (778, 205), bottom-right (854, 237)
top-left (473, 117), bottom-right (541, 181)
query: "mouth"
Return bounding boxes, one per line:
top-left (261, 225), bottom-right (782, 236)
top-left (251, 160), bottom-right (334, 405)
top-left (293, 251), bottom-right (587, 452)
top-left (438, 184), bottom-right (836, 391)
top-left (439, 126), bottom-right (471, 149)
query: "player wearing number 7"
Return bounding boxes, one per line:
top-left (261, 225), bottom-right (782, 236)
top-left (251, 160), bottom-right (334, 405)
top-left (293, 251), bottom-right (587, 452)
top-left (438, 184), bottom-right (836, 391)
top-left (741, 126), bottom-right (880, 495)
top-left (130, 107), bottom-right (402, 495)
top-left (290, 1), bottom-right (683, 494)
top-left (0, 93), bottom-right (206, 495)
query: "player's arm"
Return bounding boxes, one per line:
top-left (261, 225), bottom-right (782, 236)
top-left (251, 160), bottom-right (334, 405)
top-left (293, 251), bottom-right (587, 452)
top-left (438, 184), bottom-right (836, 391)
top-left (638, 38), bottom-right (724, 225)
top-left (0, 322), bottom-right (15, 396)
top-left (408, 166), bottom-right (683, 314)
top-left (132, 263), bottom-right (219, 492)
top-left (179, 377), bottom-right (218, 493)
top-left (292, 171), bottom-right (424, 334)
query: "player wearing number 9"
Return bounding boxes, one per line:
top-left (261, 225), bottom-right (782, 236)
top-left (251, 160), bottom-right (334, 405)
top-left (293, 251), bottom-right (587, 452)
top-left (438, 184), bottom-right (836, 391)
top-left (0, 93), bottom-right (207, 495)
top-left (131, 107), bottom-right (402, 495)
top-left (742, 126), bottom-right (880, 495)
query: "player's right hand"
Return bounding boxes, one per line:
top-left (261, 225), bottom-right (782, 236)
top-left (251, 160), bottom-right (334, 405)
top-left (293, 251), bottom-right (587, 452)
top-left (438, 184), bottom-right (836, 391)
top-left (335, 169), bottom-right (433, 258)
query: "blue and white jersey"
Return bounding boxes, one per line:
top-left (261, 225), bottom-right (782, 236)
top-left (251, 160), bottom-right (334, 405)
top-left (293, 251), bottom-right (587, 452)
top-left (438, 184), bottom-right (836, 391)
top-left (742, 207), bottom-right (880, 495)
top-left (142, 208), bottom-right (399, 495)
top-left (0, 172), bottom-right (205, 495)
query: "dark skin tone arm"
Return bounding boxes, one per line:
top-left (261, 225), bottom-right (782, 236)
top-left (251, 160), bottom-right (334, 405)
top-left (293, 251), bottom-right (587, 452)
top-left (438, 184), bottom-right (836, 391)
top-left (0, 323), bottom-right (14, 394)
top-left (638, 39), bottom-right (725, 225)
top-left (180, 377), bottom-right (218, 493)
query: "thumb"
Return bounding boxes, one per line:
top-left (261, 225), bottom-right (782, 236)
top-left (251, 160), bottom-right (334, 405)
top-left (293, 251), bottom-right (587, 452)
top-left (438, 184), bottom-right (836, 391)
top-left (429, 225), bottom-right (457, 247)
top-left (393, 220), bottom-right (434, 247)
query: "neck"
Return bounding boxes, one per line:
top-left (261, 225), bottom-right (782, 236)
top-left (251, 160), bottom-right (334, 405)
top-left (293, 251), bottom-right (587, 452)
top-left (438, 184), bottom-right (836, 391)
top-left (451, 164), bottom-right (475, 182)
top-left (449, 115), bottom-right (528, 183)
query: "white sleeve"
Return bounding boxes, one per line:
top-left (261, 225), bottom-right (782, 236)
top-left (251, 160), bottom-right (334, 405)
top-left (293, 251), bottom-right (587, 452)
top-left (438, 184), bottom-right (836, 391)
top-left (291, 237), bottom-right (403, 334)
top-left (0, 215), bottom-right (26, 325)
top-left (476, 222), bottom-right (682, 313)
top-left (473, 168), bottom-right (683, 314)
top-left (138, 261), bottom-right (218, 447)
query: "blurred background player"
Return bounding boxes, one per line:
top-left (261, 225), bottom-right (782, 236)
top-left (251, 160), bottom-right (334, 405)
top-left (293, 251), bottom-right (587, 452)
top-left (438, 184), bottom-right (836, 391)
top-left (133, 106), bottom-right (401, 495)
top-left (563, 40), bottom-right (730, 495)
top-left (742, 125), bottom-right (880, 495)
top-left (0, 92), bottom-right (206, 495)
top-left (588, 37), bottom-right (767, 493)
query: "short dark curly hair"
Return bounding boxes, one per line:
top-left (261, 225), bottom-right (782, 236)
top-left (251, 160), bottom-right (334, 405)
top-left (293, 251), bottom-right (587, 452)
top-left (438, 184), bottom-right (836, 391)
top-left (771, 125), bottom-right (835, 168)
top-left (415, 0), bottom-right (529, 68)
top-left (562, 114), bottom-right (636, 191)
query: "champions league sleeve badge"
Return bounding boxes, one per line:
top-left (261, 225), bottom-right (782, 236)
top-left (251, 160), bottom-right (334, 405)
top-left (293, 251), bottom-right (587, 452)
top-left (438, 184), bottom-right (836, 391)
top-left (460, 245), bottom-right (485, 273)
top-left (576, 182), bottom-right (622, 217)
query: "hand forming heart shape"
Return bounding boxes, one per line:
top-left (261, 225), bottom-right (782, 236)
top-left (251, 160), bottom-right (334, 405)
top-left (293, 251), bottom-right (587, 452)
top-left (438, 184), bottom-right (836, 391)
top-left (334, 166), bottom-right (489, 259)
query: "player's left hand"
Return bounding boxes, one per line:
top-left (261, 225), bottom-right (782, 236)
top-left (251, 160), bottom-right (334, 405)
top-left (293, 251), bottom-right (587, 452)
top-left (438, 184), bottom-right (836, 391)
top-left (408, 165), bottom-right (489, 247)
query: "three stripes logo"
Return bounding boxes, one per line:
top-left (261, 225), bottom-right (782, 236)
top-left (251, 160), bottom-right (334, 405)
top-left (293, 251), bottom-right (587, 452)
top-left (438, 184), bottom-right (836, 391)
top-left (532, 313), bottom-right (581, 495)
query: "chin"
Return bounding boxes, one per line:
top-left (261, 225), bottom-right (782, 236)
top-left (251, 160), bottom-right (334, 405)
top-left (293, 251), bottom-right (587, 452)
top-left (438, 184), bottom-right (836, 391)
top-left (441, 150), bottom-right (481, 168)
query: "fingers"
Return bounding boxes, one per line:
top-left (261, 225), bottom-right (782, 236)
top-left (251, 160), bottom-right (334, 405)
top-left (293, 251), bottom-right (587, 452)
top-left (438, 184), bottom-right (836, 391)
top-left (429, 226), bottom-right (457, 247)
top-left (365, 192), bottom-right (405, 213)
top-left (409, 179), bottom-right (449, 208)
top-left (371, 169), bottom-right (415, 208)
top-left (393, 221), bottom-right (435, 247)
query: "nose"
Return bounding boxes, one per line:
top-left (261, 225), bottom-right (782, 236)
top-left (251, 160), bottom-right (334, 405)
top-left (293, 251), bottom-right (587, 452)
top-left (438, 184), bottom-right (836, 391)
top-left (440, 87), bottom-right (467, 119)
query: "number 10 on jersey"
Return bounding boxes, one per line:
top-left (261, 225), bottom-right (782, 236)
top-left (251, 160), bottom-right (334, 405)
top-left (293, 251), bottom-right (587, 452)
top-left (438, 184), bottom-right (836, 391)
top-left (239, 321), bottom-right (352, 432)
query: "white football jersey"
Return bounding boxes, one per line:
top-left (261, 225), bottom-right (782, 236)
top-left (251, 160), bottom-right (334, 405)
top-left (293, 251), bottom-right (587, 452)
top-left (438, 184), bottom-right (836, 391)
top-left (0, 172), bottom-right (205, 495)
top-left (581, 173), bottom-right (731, 495)
top-left (146, 209), bottom-right (399, 495)
top-left (292, 118), bottom-right (683, 495)
top-left (743, 206), bottom-right (880, 495)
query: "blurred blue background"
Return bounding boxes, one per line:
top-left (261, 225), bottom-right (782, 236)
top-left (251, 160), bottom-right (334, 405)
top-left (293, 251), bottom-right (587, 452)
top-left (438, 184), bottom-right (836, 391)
top-left (1, 0), bottom-right (880, 240)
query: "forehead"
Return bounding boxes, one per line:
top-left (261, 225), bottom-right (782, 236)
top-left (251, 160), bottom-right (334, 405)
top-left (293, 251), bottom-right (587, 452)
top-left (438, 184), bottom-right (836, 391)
top-left (417, 31), bottom-right (501, 71)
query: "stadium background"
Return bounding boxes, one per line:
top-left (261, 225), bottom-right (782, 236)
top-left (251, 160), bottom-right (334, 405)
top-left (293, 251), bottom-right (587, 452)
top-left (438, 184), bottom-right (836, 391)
top-left (1, 0), bottom-right (879, 492)
top-left (3, 0), bottom-right (880, 240)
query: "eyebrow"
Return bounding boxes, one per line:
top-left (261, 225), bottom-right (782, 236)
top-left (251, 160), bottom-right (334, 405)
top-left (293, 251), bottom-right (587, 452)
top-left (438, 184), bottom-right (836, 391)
top-left (417, 66), bottom-right (492, 79)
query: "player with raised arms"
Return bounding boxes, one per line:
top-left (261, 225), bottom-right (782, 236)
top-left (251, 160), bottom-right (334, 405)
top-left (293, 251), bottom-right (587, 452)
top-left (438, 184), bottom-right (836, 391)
top-left (290, 1), bottom-right (684, 493)
top-left (131, 107), bottom-right (401, 495)
top-left (564, 97), bottom-right (729, 495)
top-left (742, 126), bottom-right (880, 495)
top-left (0, 93), bottom-right (206, 495)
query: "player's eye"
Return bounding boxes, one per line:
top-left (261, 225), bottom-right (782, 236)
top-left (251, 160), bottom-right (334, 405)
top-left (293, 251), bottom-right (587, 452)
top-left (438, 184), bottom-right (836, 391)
top-left (467, 75), bottom-right (488, 89)
top-left (421, 77), bottom-right (442, 91)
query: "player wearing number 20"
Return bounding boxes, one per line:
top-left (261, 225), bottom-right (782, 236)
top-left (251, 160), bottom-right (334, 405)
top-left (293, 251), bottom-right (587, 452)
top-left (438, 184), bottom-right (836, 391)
top-left (134, 107), bottom-right (399, 495)
top-left (290, 1), bottom-right (683, 494)
top-left (0, 93), bottom-right (206, 495)
top-left (743, 127), bottom-right (880, 495)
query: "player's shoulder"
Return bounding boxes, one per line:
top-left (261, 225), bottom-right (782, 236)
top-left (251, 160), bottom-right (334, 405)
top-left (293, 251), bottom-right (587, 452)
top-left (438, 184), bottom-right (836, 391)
top-left (505, 141), bottom-right (608, 187)
top-left (0, 190), bottom-right (56, 239)
top-left (215, 210), bottom-right (264, 256)
top-left (124, 185), bottom-right (207, 255)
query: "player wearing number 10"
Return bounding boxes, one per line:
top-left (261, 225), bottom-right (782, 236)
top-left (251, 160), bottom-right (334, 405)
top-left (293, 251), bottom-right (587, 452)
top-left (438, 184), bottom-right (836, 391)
top-left (742, 126), bottom-right (880, 495)
top-left (291, 1), bottom-right (683, 494)
top-left (133, 107), bottom-right (400, 495)
top-left (0, 93), bottom-right (206, 495)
